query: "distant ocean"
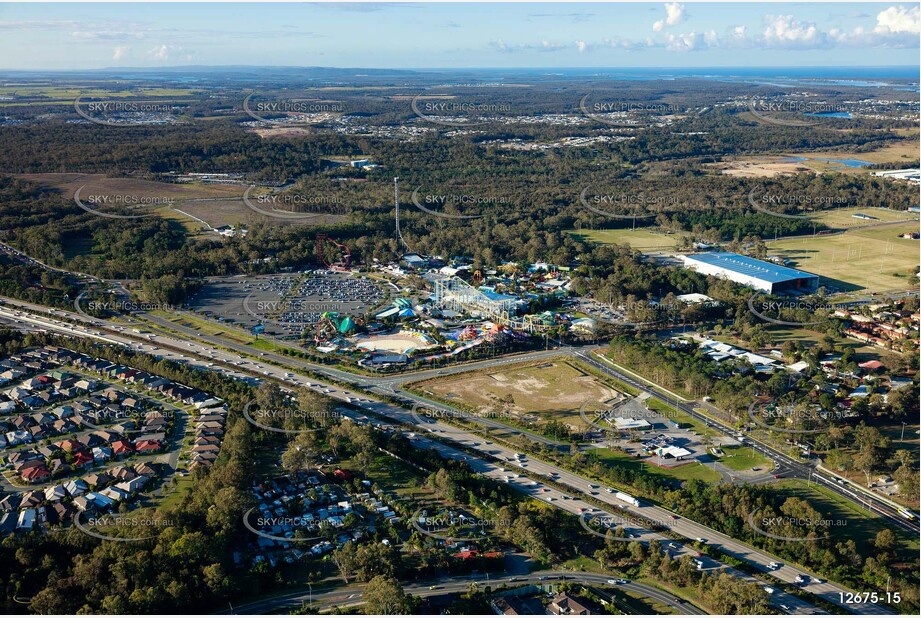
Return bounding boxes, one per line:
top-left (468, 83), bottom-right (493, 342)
top-left (456, 66), bottom-right (920, 80)
top-left (452, 66), bottom-right (920, 91)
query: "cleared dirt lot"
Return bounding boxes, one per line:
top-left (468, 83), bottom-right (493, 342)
top-left (16, 173), bottom-right (344, 230)
top-left (413, 359), bottom-right (623, 428)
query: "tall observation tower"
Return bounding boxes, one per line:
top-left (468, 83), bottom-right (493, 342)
top-left (394, 176), bottom-right (409, 252)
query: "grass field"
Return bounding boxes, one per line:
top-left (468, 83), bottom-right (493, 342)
top-left (589, 447), bottom-right (721, 483)
top-left (807, 206), bottom-right (919, 229)
top-left (717, 444), bottom-right (771, 471)
top-left (568, 228), bottom-right (688, 252)
top-left (767, 222), bottom-right (919, 292)
top-left (16, 172), bottom-right (339, 230)
top-left (414, 358), bottom-right (624, 429)
top-left (772, 479), bottom-right (919, 556)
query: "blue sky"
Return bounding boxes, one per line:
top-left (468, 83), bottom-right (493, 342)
top-left (0, 2), bottom-right (918, 70)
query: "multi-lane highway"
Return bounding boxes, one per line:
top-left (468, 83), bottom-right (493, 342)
top-left (0, 296), bottom-right (896, 615)
top-left (576, 350), bottom-right (919, 537)
top-left (221, 570), bottom-right (707, 615)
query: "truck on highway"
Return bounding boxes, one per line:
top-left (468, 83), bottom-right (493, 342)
top-left (614, 491), bottom-right (640, 507)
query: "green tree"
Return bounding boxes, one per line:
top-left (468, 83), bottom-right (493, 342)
top-left (362, 576), bottom-right (412, 615)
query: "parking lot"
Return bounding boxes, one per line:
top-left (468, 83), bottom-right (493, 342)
top-left (589, 397), bottom-right (711, 469)
top-left (189, 271), bottom-right (388, 337)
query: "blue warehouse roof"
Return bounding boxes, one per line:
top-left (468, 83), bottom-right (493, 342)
top-left (687, 252), bottom-right (817, 283)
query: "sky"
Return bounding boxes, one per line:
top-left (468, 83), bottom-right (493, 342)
top-left (0, 2), bottom-right (918, 70)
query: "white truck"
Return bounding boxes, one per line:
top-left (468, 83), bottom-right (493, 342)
top-left (614, 491), bottom-right (641, 507)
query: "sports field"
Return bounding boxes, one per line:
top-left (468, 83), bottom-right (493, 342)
top-left (767, 223), bottom-right (919, 292)
top-left (413, 358), bottom-right (622, 428)
top-left (568, 228), bottom-right (688, 252)
top-left (808, 206), bottom-right (918, 229)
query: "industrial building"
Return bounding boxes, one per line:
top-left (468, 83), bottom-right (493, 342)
top-left (872, 168), bottom-right (920, 185)
top-left (681, 252), bottom-right (819, 294)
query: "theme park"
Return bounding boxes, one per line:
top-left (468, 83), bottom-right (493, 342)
top-left (187, 243), bottom-right (579, 371)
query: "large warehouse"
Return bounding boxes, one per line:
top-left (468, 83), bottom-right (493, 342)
top-left (681, 252), bottom-right (819, 294)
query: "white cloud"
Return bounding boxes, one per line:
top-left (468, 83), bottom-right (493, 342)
top-left (653, 3), bottom-right (686, 31)
top-left (146, 44), bottom-right (190, 62)
top-left (874, 5), bottom-right (920, 33)
top-left (494, 4), bottom-right (918, 56)
top-left (761, 15), bottom-right (825, 48)
top-left (112, 46), bottom-right (128, 61)
top-left (149, 44), bottom-right (170, 60)
top-left (663, 30), bottom-right (717, 52)
top-left (488, 38), bottom-right (566, 53)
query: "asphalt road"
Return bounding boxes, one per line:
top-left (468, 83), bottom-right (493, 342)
top-left (573, 350), bottom-right (919, 537)
top-left (43, 295), bottom-right (921, 536)
top-left (220, 570), bottom-right (706, 615)
top-left (0, 297), bottom-right (896, 615)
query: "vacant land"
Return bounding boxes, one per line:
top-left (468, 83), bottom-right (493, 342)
top-left (568, 228), bottom-right (688, 252)
top-left (717, 444), bottom-right (772, 471)
top-left (714, 136), bottom-right (920, 178)
top-left (767, 222), bottom-right (919, 292)
top-left (773, 479), bottom-right (919, 555)
top-left (413, 358), bottom-right (623, 428)
top-left (16, 173), bottom-right (343, 230)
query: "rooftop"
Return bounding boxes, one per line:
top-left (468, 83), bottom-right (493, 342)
top-left (685, 252), bottom-right (817, 283)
